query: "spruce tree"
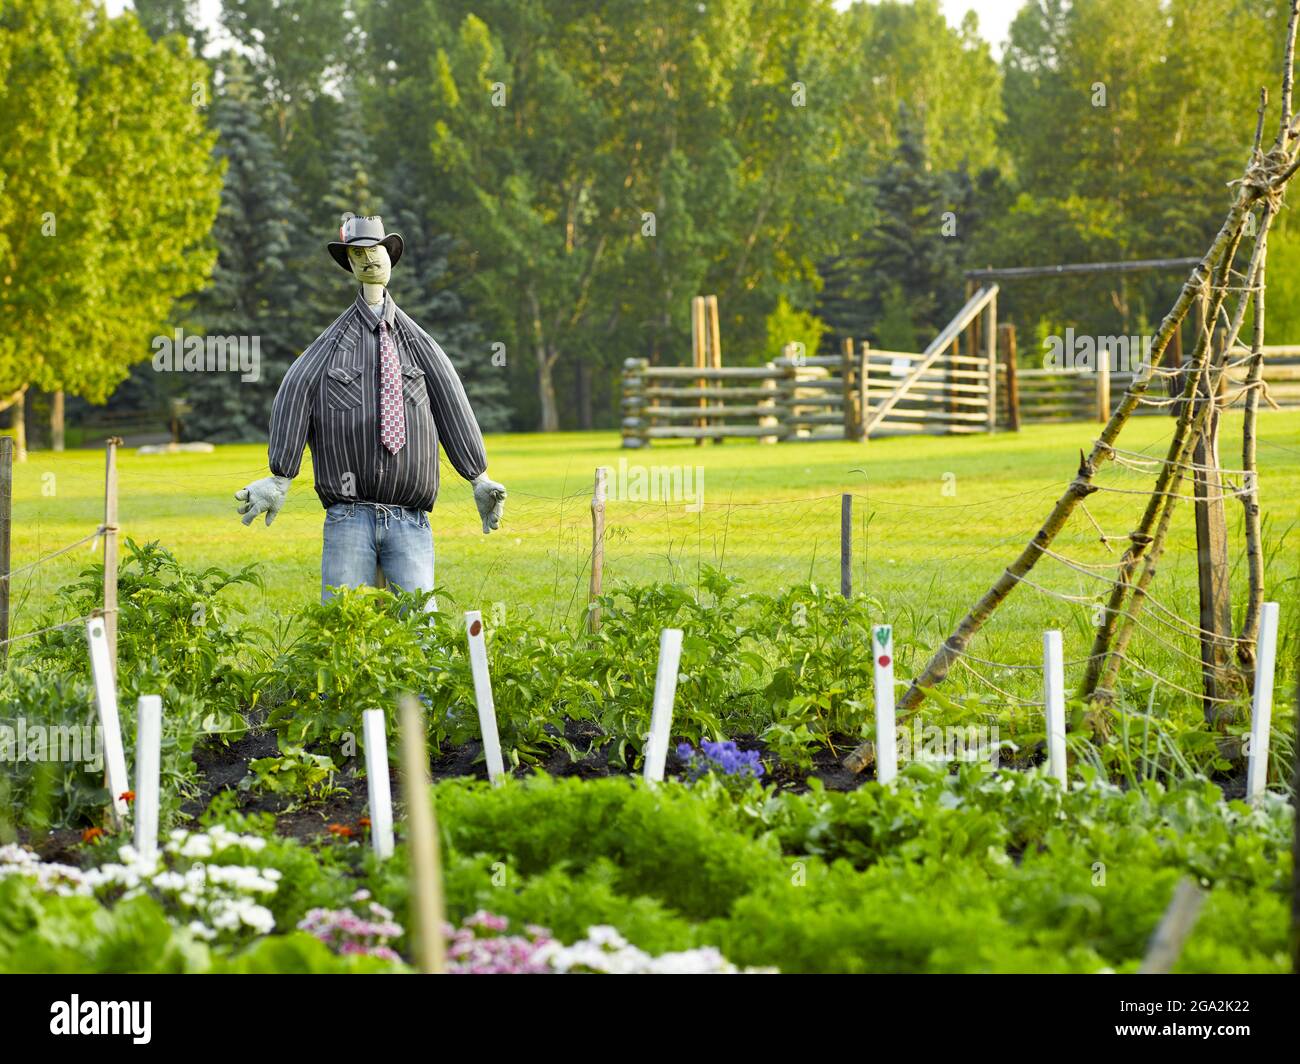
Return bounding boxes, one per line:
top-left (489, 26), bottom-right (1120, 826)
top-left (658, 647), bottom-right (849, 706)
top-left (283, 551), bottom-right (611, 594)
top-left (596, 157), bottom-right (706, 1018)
top-left (817, 106), bottom-right (983, 349)
top-left (383, 164), bottom-right (512, 432)
top-left (184, 57), bottom-right (304, 442)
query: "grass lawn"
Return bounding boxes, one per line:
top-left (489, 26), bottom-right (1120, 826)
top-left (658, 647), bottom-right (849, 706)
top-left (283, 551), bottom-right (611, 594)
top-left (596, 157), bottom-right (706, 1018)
top-left (7, 411), bottom-right (1300, 706)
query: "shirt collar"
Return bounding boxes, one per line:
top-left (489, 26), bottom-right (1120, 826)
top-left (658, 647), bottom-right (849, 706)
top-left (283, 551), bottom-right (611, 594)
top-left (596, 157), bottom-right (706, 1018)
top-left (354, 289), bottom-right (397, 330)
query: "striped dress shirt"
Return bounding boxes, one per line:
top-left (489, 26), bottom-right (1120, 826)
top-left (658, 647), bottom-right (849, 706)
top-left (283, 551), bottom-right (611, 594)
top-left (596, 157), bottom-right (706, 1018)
top-left (268, 291), bottom-right (488, 511)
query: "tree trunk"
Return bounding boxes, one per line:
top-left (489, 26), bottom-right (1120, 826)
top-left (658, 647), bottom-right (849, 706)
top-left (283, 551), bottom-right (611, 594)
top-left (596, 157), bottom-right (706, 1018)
top-left (10, 388), bottom-right (27, 462)
top-left (527, 284), bottom-right (560, 432)
top-left (536, 356), bottom-right (559, 432)
top-left (576, 358), bottom-right (593, 430)
top-left (51, 389), bottom-right (65, 452)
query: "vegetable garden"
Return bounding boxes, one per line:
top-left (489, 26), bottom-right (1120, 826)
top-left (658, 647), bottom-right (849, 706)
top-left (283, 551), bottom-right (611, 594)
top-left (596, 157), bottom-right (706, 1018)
top-left (1, 416), bottom-right (1296, 974)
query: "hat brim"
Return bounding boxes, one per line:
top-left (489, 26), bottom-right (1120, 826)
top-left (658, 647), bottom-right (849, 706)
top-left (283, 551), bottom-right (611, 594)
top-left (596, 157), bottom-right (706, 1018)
top-left (328, 233), bottom-right (404, 273)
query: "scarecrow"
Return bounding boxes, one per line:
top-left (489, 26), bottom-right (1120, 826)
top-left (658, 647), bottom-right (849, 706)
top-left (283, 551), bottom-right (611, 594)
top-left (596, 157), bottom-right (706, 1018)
top-left (235, 214), bottom-right (506, 602)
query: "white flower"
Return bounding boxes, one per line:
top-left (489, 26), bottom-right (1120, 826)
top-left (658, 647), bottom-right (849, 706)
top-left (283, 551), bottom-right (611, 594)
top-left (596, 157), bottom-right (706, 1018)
top-left (187, 920), bottom-right (218, 941)
top-left (584, 925), bottom-right (628, 949)
top-left (240, 904), bottom-right (275, 934)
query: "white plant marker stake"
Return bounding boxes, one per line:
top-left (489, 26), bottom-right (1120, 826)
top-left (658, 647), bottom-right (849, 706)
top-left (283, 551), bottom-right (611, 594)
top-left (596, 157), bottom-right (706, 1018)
top-left (362, 708), bottom-right (395, 859)
top-left (872, 624), bottom-right (897, 784)
top-left (1043, 629), bottom-right (1067, 786)
top-left (644, 628), bottom-right (683, 783)
top-left (465, 610), bottom-right (506, 784)
top-left (1246, 602), bottom-right (1280, 801)
top-left (86, 616), bottom-right (130, 823)
top-left (134, 695), bottom-right (162, 861)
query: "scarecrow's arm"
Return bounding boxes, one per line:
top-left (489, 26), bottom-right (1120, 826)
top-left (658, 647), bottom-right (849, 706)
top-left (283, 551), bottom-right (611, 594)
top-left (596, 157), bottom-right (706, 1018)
top-left (236, 323), bottom-right (337, 527)
top-left (401, 317), bottom-right (488, 482)
top-left (401, 315), bottom-right (504, 532)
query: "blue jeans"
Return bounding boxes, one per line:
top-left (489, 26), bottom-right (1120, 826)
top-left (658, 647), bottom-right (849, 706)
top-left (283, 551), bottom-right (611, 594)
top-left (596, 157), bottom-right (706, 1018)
top-left (321, 502), bottom-right (435, 607)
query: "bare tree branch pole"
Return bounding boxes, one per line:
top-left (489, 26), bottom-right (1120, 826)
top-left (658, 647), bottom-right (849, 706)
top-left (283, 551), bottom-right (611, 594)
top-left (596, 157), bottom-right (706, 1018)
top-left (1079, 259), bottom-right (1234, 700)
top-left (843, 11), bottom-right (1300, 774)
top-left (1238, 209), bottom-right (1270, 672)
top-left (1086, 199), bottom-right (1276, 711)
top-left (1280, 1), bottom-right (1299, 138)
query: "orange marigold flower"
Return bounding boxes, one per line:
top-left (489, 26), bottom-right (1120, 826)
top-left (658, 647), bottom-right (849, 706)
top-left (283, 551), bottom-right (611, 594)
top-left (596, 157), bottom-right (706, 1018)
top-left (81, 827), bottom-right (105, 843)
top-left (119, 790), bottom-right (135, 803)
top-left (357, 817), bottom-right (371, 829)
top-left (327, 823), bottom-right (354, 838)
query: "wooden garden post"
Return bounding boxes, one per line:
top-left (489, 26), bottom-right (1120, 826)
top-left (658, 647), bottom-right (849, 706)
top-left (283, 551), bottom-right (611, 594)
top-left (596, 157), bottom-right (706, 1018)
top-left (1096, 345), bottom-right (1111, 422)
top-left (1191, 368), bottom-right (1239, 725)
top-left (705, 296), bottom-right (722, 369)
top-left (692, 296), bottom-right (707, 445)
top-left (103, 437), bottom-right (122, 676)
top-left (778, 348), bottom-right (798, 439)
top-left (840, 494), bottom-right (852, 599)
top-left (588, 467), bottom-right (608, 632)
top-left (859, 341), bottom-right (871, 441)
top-left (622, 358), bottom-right (648, 449)
top-left (1139, 880), bottom-right (1206, 974)
top-left (0, 436), bottom-right (11, 664)
top-left (948, 337), bottom-right (959, 416)
top-left (759, 363), bottom-right (780, 444)
top-left (841, 337), bottom-right (860, 440)
top-left (706, 295), bottom-right (723, 443)
top-left (984, 290), bottom-right (998, 431)
top-left (1000, 323), bottom-right (1020, 432)
top-left (399, 694), bottom-right (447, 974)
top-left (963, 280), bottom-right (975, 362)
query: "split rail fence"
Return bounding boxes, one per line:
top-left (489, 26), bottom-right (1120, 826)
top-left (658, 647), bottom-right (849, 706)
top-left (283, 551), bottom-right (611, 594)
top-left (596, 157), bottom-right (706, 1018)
top-left (622, 284), bottom-right (1300, 445)
top-left (621, 285), bottom-right (1002, 447)
top-left (996, 329), bottom-right (1300, 428)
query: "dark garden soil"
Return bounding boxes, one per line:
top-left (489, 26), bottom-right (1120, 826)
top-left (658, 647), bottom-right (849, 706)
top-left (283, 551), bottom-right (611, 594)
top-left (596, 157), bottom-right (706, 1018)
top-left (22, 712), bottom-right (1249, 859)
top-left (174, 716), bottom-right (879, 845)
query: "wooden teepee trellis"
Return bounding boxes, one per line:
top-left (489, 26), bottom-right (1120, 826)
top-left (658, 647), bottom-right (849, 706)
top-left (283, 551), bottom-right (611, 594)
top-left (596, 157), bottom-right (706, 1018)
top-left (845, 3), bottom-right (1300, 773)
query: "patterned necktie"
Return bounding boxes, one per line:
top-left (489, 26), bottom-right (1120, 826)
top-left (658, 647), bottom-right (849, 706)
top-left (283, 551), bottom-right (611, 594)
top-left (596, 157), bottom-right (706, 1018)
top-left (377, 320), bottom-right (406, 454)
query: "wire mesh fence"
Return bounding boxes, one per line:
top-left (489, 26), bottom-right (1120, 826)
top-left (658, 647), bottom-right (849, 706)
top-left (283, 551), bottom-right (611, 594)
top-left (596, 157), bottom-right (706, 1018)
top-left (2, 427), bottom-right (1296, 718)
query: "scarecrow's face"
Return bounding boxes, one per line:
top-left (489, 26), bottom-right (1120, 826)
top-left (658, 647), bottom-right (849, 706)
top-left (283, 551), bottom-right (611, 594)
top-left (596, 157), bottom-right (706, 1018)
top-left (348, 244), bottom-right (392, 287)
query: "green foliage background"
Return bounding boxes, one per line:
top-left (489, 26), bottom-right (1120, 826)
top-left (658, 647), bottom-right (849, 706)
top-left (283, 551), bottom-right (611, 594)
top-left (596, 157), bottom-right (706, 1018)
top-left (4, 0), bottom-right (1289, 438)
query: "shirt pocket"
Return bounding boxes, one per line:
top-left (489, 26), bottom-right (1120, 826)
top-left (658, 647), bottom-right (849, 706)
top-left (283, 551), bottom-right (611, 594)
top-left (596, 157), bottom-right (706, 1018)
top-left (402, 365), bottom-right (430, 407)
top-left (325, 365), bottom-right (365, 411)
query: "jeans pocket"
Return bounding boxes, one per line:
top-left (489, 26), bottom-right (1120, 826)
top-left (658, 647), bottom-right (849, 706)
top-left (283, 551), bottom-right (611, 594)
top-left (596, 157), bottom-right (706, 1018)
top-left (325, 503), bottom-right (354, 524)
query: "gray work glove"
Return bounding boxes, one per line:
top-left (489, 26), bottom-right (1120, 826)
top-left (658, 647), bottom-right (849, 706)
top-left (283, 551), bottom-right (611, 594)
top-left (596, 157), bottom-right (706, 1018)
top-left (472, 473), bottom-right (506, 534)
top-left (235, 475), bottom-right (291, 527)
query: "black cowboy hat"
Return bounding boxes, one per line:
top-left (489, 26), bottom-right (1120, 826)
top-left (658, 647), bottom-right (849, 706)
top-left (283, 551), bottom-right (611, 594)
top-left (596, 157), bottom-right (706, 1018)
top-left (328, 213), bottom-right (404, 273)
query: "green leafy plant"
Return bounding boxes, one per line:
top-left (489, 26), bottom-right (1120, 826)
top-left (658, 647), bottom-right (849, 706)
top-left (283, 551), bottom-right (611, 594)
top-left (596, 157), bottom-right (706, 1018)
top-left (238, 747), bottom-right (344, 807)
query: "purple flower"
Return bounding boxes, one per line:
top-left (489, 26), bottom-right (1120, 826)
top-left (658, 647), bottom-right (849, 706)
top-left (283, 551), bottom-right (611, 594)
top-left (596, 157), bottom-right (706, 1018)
top-left (681, 738), bottom-right (764, 781)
